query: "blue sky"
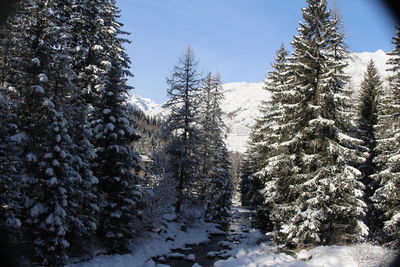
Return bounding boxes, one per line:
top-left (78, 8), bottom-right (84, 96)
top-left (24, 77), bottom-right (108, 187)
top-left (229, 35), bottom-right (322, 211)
top-left (118, 0), bottom-right (397, 103)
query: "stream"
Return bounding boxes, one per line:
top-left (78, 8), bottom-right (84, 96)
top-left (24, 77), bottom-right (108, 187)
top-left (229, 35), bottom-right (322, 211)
top-left (154, 205), bottom-right (256, 267)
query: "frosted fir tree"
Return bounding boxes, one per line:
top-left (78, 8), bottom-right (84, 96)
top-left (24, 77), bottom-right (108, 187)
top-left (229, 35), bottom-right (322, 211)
top-left (90, 1), bottom-right (143, 253)
top-left (372, 27), bottom-right (400, 248)
top-left (5, 1), bottom-right (73, 264)
top-left (270, 0), bottom-right (367, 247)
top-left (0, 12), bottom-right (24, 238)
top-left (198, 73), bottom-right (232, 222)
top-left (2, 0), bottom-right (98, 264)
top-left (60, 0), bottom-right (110, 244)
top-left (356, 60), bottom-right (383, 238)
top-left (162, 47), bottom-right (203, 216)
top-left (0, 90), bottom-right (24, 246)
top-left (249, 45), bottom-right (292, 232)
top-left (239, 152), bottom-right (258, 207)
top-left (47, 0), bottom-right (103, 253)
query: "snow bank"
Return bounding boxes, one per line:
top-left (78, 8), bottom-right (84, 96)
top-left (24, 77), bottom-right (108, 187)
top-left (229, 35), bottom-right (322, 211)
top-left (214, 243), bottom-right (396, 267)
top-left (67, 220), bottom-right (221, 267)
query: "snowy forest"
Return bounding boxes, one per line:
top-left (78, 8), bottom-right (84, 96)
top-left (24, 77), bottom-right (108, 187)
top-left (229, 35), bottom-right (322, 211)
top-left (0, 0), bottom-right (399, 266)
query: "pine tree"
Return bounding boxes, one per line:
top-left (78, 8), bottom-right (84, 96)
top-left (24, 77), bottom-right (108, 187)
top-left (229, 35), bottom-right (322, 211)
top-left (266, 0), bottom-right (366, 247)
top-left (0, 90), bottom-right (24, 248)
top-left (2, 0), bottom-right (98, 264)
top-left (0, 10), bottom-right (24, 240)
top-left (249, 45), bottom-right (291, 232)
top-left (90, 1), bottom-right (143, 252)
top-left (356, 60), bottom-right (382, 238)
top-left (239, 152), bottom-right (256, 207)
top-left (198, 73), bottom-right (232, 222)
top-left (372, 27), bottom-right (400, 248)
top-left (162, 47), bottom-right (203, 216)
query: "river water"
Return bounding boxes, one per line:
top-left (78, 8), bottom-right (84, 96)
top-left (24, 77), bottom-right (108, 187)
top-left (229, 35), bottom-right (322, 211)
top-left (154, 205), bottom-right (255, 267)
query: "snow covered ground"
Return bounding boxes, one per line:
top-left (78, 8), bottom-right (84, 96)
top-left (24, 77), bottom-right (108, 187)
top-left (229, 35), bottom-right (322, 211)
top-left (67, 202), bottom-right (398, 267)
top-left (214, 239), bottom-right (396, 267)
top-left (66, 216), bottom-right (222, 267)
top-left (213, 205), bottom-right (397, 267)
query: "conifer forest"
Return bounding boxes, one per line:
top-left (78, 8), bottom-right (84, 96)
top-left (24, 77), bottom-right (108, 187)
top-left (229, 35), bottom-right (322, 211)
top-left (0, 0), bottom-right (399, 266)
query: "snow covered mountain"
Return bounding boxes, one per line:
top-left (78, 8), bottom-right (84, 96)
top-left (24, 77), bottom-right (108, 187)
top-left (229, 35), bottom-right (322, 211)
top-left (129, 50), bottom-right (390, 153)
top-left (127, 92), bottom-right (161, 112)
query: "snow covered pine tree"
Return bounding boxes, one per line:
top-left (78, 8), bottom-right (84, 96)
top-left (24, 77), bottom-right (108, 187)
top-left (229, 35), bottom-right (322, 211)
top-left (251, 45), bottom-right (291, 232)
top-left (3, 0), bottom-right (95, 264)
top-left (356, 59), bottom-right (383, 240)
top-left (162, 47), bottom-right (203, 218)
top-left (199, 73), bottom-right (232, 222)
top-left (90, 0), bottom-right (143, 253)
top-left (264, 0), bottom-right (367, 248)
top-left (372, 26), bottom-right (400, 249)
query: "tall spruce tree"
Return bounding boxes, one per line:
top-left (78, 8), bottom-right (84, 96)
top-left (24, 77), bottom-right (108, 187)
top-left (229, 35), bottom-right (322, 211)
top-left (0, 90), bottom-right (24, 248)
top-left (0, 8), bottom-right (24, 241)
top-left (372, 27), bottom-right (400, 248)
top-left (249, 45), bottom-right (291, 232)
top-left (1, 0), bottom-right (107, 263)
top-left (90, 0), bottom-right (143, 252)
top-left (162, 47), bottom-right (202, 216)
top-left (198, 73), bottom-right (232, 222)
top-left (266, 0), bottom-right (367, 247)
top-left (239, 148), bottom-right (265, 208)
top-left (4, 1), bottom-right (83, 264)
top-left (356, 60), bottom-right (382, 238)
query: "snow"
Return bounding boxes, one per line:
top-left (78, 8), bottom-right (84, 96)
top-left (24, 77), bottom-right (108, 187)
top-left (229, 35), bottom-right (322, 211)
top-left (101, 60), bottom-right (112, 71)
top-left (45, 167), bottom-right (54, 176)
top-left (39, 73), bottom-right (48, 83)
top-left (32, 85), bottom-right (45, 94)
top-left (9, 132), bottom-right (28, 143)
top-left (65, 200), bottom-right (397, 267)
top-left (30, 203), bottom-right (46, 217)
top-left (127, 93), bottom-right (161, 112)
top-left (106, 123), bottom-right (115, 131)
top-left (214, 239), bottom-right (396, 267)
top-left (31, 57), bottom-right (40, 66)
top-left (186, 254), bottom-right (196, 261)
top-left (103, 108), bottom-right (112, 114)
top-left (213, 204), bottom-right (397, 267)
top-left (92, 45), bottom-right (103, 51)
top-left (43, 98), bottom-right (55, 108)
top-left (162, 213), bottom-right (177, 222)
top-left (166, 252), bottom-right (185, 259)
top-left (220, 82), bottom-right (269, 153)
top-left (67, 220), bottom-right (222, 267)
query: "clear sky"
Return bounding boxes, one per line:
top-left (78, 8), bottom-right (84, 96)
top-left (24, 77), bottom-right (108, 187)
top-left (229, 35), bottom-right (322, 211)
top-left (118, 0), bottom-right (397, 103)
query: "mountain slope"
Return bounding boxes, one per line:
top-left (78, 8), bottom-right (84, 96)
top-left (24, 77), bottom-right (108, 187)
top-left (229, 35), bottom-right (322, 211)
top-left (130, 50), bottom-right (390, 153)
top-left (127, 93), bottom-right (161, 112)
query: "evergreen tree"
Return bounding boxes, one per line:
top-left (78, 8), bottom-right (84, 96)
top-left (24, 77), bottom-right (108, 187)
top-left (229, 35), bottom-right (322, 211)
top-left (266, 0), bottom-right (366, 247)
top-left (199, 73), bottom-right (232, 222)
top-left (162, 47), bottom-right (203, 216)
top-left (3, 0), bottom-right (98, 264)
top-left (356, 60), bottom-right (382, 238)
top-left (90, 1), bottom-right (143, 252)
top-left (0, 90), bottom-right (24, 247)
top-left (372, 27), bottom-right (400, 248)
top-left (249, 45), bottom-right (291, 232)
top-left (6, 1), bottom-right (74, 264)
top-left (0, 9), bottom-right (23, 240)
